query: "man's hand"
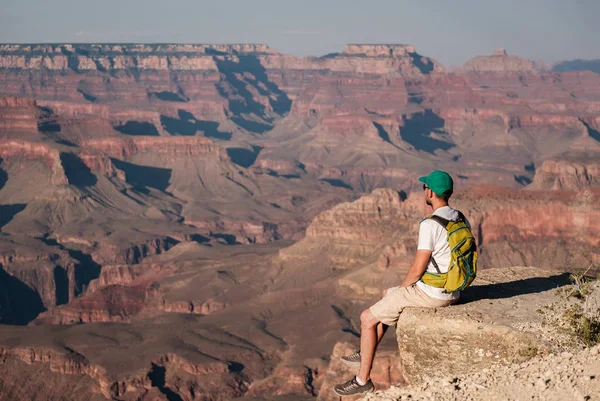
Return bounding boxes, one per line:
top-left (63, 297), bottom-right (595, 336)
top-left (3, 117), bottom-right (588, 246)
top-left (400, 249), bottom-right (432, 287)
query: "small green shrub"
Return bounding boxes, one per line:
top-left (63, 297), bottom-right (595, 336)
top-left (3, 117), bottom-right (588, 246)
top-left (518, 346), bottom-right (538, 358)
top-left (539, 264), bottom-right (600, 349)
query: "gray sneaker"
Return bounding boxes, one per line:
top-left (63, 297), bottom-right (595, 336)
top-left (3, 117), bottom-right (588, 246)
top-left (340, 350), bottom-right (361, 369)
top-left (333, 376), bottom-right (375, 396)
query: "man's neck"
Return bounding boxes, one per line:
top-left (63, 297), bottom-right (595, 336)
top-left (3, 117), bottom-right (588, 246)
top-left (431, 201), bottom-right (449, 212)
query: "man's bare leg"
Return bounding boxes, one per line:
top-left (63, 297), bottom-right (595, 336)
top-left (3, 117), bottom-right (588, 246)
top-left (376, 322), bottom-right (388, 345)
top-left (372, 289), bottom-right (390, 346)
top-left (357, 309), bottom-right (381, 382)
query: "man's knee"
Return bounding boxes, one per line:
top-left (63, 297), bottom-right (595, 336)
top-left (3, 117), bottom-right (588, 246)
top-left (360, 309), bottom-right (379, 329)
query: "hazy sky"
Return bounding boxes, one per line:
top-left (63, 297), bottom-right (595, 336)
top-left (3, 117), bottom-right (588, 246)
top-left (1, 0), bottom-right (598, 66)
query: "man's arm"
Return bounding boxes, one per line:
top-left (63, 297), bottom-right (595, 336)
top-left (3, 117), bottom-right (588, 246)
top-left (400, 249), bottom-right (432, 287)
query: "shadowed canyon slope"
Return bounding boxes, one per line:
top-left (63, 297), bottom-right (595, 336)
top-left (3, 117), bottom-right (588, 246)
top-left (1, 43), bottom-right (600, 400)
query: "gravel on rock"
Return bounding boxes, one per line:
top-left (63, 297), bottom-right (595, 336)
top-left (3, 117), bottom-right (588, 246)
top-left (362, 344), bottom-right (600, 401)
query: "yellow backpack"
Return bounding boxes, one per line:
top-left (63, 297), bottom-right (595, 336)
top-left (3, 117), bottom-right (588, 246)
top-left (420, 211), bottom-right (478, 292)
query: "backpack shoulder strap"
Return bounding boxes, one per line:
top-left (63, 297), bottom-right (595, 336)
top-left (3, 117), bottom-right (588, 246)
top-left (428, 215), bottom-right (450, 229)
top-left (422, 214), bottom-right (449, 274)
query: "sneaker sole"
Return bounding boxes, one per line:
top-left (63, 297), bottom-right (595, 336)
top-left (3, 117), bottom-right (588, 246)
top-left (333, 386), bottom-right (375, 397)
top-left (339, 358), bottom-right (361, 369)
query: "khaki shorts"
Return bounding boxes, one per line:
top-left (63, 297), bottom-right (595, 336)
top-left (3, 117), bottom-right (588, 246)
top-left (369, 284), bottom-right (456, 326)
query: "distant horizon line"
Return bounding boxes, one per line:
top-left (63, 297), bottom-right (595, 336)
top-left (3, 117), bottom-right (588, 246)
top-left (0, 42), bottom-right (414, 48)
top-left (1, 42), bottom-right (598, 65)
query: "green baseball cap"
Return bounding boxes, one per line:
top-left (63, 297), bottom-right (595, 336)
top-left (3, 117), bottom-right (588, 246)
top-left (419, 170), bottom-right (454, 197)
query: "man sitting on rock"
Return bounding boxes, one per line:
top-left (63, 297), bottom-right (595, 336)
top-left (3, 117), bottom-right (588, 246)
top-left (334, 170), bottom-right (469, 396)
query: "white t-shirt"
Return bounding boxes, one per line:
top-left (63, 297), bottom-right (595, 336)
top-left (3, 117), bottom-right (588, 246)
top-left (415, 206), bottom-right (469, 301)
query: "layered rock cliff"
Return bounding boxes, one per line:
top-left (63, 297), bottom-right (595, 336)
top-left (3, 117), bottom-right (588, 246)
top-left (461, 48), bottom-right (536, 73)
top-left (529, 158), bottom-right (600, 189)
top-left (0, 43), bottom-right (273, 71)
top-left (0, 43), bottom-right (442, 76)
top-left (2, 43), bottom-right (600, 194)
top-left (280, 187), bottom-right (600, 300)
